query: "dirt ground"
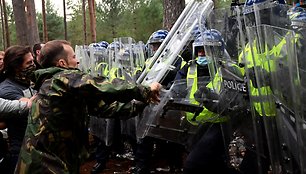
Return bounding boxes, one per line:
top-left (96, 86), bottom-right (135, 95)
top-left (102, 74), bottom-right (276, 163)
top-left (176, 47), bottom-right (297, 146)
top-left (80, 156), bottom-right (185, 174)
top-left (80, 158), bottom-right (133, 174)
top-left (80, 134), bottom-right (186, 174)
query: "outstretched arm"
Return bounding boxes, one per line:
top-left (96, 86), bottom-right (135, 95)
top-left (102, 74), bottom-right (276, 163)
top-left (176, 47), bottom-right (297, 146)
top-left (52, 71), bottom-right (161, 104)
top-left (0, 98), bottom-right (28, 118)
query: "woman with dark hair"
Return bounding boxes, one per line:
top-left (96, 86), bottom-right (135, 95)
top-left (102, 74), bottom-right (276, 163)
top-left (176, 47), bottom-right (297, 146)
top-left (0, 45), bottom-right (36, 173)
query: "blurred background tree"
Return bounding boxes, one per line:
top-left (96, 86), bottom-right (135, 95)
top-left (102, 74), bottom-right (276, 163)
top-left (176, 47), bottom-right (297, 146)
top-left (0, 0), bottom-right (294, 50)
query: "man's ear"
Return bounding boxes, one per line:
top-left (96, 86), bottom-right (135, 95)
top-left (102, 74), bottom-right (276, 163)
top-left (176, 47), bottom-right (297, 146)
top-left (57, 59), bottom-right (67, 68)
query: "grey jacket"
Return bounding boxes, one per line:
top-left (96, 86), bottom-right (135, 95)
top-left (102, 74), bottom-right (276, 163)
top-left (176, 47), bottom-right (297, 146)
top-left (0, 98), bottom-right (28, 117)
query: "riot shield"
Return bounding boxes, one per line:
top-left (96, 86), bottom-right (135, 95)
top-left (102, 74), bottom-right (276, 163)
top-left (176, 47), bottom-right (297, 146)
top-left (203, 6), bottom-right (273, 174)
top-left (109, 37), bottom-right (145, 82)
top-left (137, 0), bottom-right (213, 86)
top-left (257, 24), bottom-right (306, 173)
top-left (89, 116), bottom-right (107, 142)
top-left (137, 76), bottom-right (214, 146)
top-left (89, 46), bottom-right (109, 77)
top-left (292, 28), bottom-right (306, 174)
top-left (235, 3), bottom-right (289, 173)
top-left (245, 24), bottom-right (301, 173)
top-left (75, 45), bottom-right (91, 73)
top-left (243, 2), bottom-right (290, 29)
top-left (108, 41), bottom-right (120, 80)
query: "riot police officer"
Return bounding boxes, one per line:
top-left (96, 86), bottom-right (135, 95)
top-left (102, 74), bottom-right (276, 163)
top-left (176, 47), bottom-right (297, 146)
top-left (183, 29), bottom-right (241, 174)
top-left (146, 29), bottom-right (169, 59)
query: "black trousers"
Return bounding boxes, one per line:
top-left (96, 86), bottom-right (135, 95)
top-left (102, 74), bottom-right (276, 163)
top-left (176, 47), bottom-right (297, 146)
top-left (183, 123), bottom-right (236, 174)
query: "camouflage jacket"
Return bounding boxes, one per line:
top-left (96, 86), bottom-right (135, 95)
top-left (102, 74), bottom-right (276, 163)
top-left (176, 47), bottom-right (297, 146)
top-left (15, 67), bottom-right (152, 174)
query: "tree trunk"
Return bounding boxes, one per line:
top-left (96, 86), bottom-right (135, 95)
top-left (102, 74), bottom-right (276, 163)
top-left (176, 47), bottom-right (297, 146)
top-left (25, 0), bottom-right (40, 46)
top-left (88, 0), bottom-right (96, 43)
top-left (163, 0), bottom-right (185, 31)
top-left (82, 0), bottom-right (87, 44)
top-left (0, 0), bottom-right (5, 49)
top-left (42, 0), bottom-right (48, 42)
top-left (12, 0), bottom-right (29, 45)
top-left (63, 0), bottom-right (67, 40)
top-left (2, 0), bottom-right (9, 48)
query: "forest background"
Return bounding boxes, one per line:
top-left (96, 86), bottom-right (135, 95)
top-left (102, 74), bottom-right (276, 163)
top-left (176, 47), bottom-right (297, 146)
top-left (0, 0), bottom-right (296, 50)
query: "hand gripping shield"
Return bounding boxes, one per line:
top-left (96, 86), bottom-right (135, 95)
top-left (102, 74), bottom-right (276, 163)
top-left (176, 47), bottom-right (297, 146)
top-left (136, 0), bottom-right (214, 146)
top-left (136, 76), bottom-right (212, 146)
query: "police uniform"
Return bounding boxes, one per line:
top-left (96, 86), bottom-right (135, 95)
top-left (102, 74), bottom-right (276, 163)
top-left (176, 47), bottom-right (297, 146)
top-left (183, 61), bottom-right (239, 174)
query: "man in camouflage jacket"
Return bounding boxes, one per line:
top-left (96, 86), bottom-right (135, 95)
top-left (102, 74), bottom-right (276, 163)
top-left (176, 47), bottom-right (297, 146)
top-left (15, 40), bottom-right (161, 174)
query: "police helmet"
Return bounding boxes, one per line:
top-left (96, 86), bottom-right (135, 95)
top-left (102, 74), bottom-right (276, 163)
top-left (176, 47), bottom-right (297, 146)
top-left (291, 11), bottom-right (306, 29)
top-left (89, 43), bottom-right (100, 48)
top-left (288, 3), bottom-right (306, 16)
top-left (243, 0), bottom-right (285, 14)
top-left (147, 30), bottom-right (168, 44)
top-left (193, 34), bottom-right (205, 57)
top-left (98, 41), bottom-right (109, 49)
top-left (202, 29), bottom-right (225, 59)
top-left (108, 41), bottom-right (121, 51)
top-left (193, 34), bottom-right (205, 47)
top-left (89, 42), bottom-right (105, 52)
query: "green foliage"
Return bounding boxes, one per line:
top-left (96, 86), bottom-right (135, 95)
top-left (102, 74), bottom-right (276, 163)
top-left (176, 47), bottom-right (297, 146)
top-left (214, 0), bottom-right (232, 8)
top-left (37, 0), bottom-right (64, 41)
top-left (67, 0), bottom-right (163, 46)
top-left (3, 0), bottom-right (163, 48)
top-left (116, 0), bottom-right (163, 42)
top-left (4, 4), bottom-right (17, 47)
top-left (66, 0), bottom-right (86, 47)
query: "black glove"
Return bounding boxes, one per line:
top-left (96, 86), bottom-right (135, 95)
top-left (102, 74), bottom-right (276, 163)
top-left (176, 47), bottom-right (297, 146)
top-left (194, 86), bottom-right (219, 113)
top-left (194, 86), bottom-right (219, 103)
top-left (247, 66), bottom-right (271, 88)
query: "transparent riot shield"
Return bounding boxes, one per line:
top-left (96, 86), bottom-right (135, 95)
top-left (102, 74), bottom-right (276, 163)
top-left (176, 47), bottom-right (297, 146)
top-left (243, 2), bottom-right (290, 29)
top-left (89, 46), bottom-right (109, 77)
top-left (260, 24), bottom-right (306, 173)
top-left (137, 0), bottom-right (213, 86)
top-left (109, 37), bottom-right (145, 82)
top-left (292, 29), bottom-right (306, 174)
top-left (132, 41), bottom-right (146, 81)
top-left (232, 3), bottom-right (288, 173)
top-left (89, 116), bottom-right (107, 141)
top-left (245, 24), bottom-right (301, 173)
top-left (203, 6), bottom-right (272, 173)
top-left (137, 76), bottom-right (214, 146)
top-left (108, 42), bottom-right (120, 81)
top-left (75, 45), bottom-right (91, 73)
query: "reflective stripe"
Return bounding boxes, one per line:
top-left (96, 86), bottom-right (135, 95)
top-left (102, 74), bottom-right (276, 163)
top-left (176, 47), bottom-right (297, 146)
top-left (133, 67), bottom-right (142, 76)
top-left (186, 65), bottom-right (225, 125)
top-left (95, 62), bottom-right (109, 76)
top-left (109, 68), bottom-right (117, 80)
top-left (240, 39), bottom-right (275, 116)
top-left (178, 55), bottom-right (187, 69)
top-left (207, 71), bottom-right (222, 92)
top-left (109, 67), bottom-right (125, 80)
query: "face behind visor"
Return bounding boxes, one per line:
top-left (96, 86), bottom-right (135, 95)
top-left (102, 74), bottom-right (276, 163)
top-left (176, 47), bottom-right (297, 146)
top-left (202, 29), bottom-right (225, 63)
